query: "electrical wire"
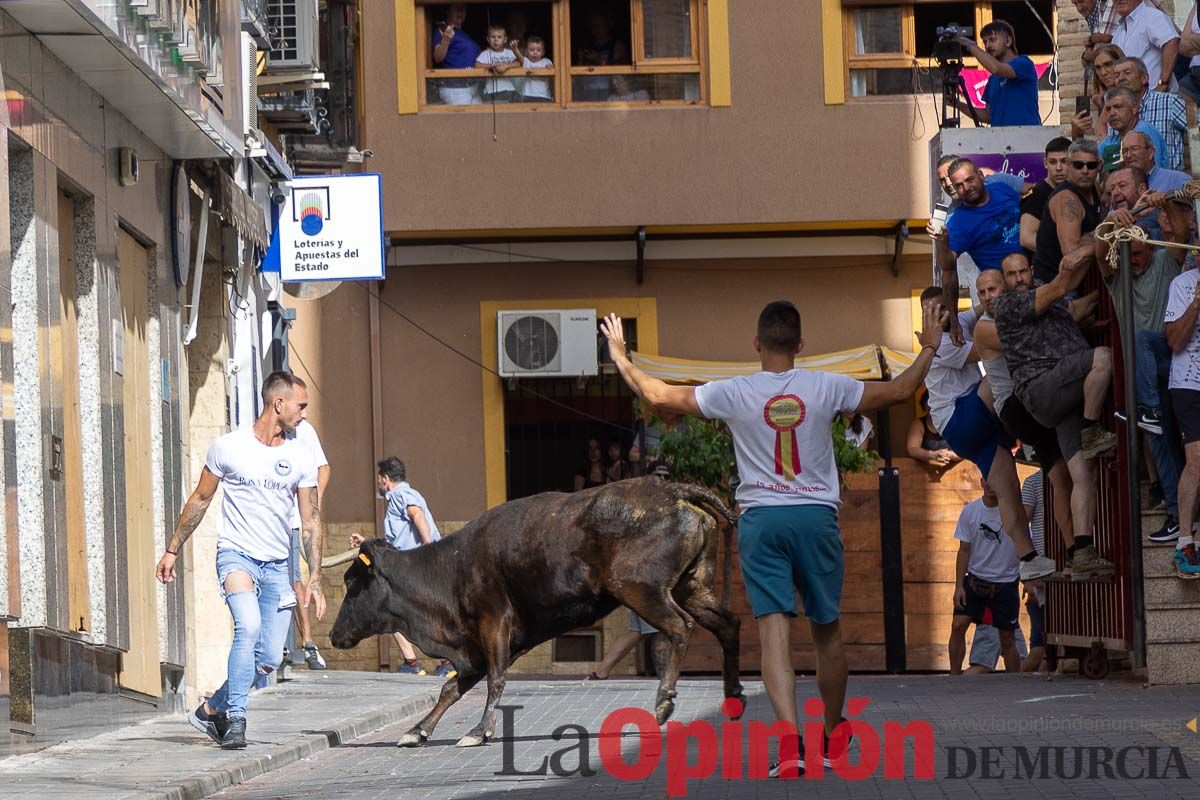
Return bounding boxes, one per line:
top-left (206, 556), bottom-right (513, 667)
top-left (359, 282), bottom-right (637, 434)
top-left (287, 339), bottom-right (323, 396)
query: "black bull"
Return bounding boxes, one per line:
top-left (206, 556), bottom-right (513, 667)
top-left (329, 477), bottom-right (745, 748)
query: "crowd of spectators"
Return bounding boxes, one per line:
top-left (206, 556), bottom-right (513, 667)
top-left (926, 3), bottom-right (1200, 583)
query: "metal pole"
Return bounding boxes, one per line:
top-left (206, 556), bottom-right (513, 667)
top-left (878, 466), bottom-right (906, 673)
top-left (1118, 240), bottom-right (1147, 670)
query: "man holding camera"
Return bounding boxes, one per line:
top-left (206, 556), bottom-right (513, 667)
top-left (952, 21), bottom-right (1041, 127)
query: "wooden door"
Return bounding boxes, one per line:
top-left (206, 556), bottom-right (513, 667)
top-left (118, 228), bottom-right (160, 697)
top-left (57, 191), bottom-right (89, 633)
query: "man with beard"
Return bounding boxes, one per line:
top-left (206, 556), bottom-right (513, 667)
top-left (972, 270), bottom-right (1114, 579)
top-left (951, 21), bottom-right (1041, 126)
top-left (919, 285), bottom-right (1058, 582)
top-left (1032, 139), bottom-right (1104, 285)
top-left (994, 252), bottom-right (1119, 581)
top-left (155, 372), bottom-right (325, 749)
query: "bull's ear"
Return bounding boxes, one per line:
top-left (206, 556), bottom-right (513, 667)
top-left (356, 539), bottom-right (376, 571)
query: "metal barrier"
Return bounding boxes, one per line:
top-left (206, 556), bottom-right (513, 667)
top-left (1042, 266), bottom-right (1137, 678)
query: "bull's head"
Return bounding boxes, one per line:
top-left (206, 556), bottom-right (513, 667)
top-left (329, 539), bottom-right (396, 649)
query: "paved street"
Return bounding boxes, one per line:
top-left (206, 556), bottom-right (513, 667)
top-left (211, 673), bottom-right (1200, 800)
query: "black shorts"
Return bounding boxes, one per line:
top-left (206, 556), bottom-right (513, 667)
top-left (1000, 396), bottom-right (1063, 470)
top-left (1019, 348), bottom-right (1097, 460)
top-left (1171, 389), bottom-right (1200, 445)
top-left (954, 574), bottom-right (1021, 631)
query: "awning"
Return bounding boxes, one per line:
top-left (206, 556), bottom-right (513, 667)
top-left (632, 344), bottom-right (916, 384)
top-left (217, 172), bottom-right (270, 253)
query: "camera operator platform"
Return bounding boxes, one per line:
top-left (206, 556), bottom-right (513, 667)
top-left (945, 20), bottom-right (1042, 129)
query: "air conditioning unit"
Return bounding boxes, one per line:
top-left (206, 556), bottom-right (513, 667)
top-left (266, 0), bottom-right (319, 71)
top-left (497, 310), bottom-right (599, 378)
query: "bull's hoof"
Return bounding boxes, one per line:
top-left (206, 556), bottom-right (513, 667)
top-left (655, 698), bottom-right (676, 725)
top-left (725, 692), bottom-right (748, 720)
top-left (456, 733), bottom-right (487, 748)
top-left (396, 731), bottom-right (427, 748)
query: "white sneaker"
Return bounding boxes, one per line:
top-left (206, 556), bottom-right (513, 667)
top-left (1019, 554), bottom-right (1057, 582)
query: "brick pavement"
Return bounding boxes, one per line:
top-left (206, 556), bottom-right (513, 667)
top-left (212, 674), bottom-right (1200, 800)
top-left (0, 671), bottom-right (441, 800)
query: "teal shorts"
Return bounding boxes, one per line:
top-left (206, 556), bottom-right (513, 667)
top-left (738, 505), bottom-right (844, 624)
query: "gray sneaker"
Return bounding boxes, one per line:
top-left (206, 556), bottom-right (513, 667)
top-left (1071, 545), bottom-right (1115, 581)
top-left (1081, 425), bottom-right (1118, 460)
top-left (303, 642), bottom-right (327, 670)
top-left (221, 716), bottom-right (247, 750)
top-left (1019, 554), bottom-right (1057, 582)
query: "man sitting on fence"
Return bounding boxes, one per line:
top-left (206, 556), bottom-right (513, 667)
top-left (993, 251), bottom-right (1118, 581)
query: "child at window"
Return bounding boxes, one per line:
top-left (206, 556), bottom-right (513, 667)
top-left (518, 35), bottom-right (553, 102)
top-left (607, 74), bottom-right (650, 102)
top-left (475, 24), bottom-right (520, 103)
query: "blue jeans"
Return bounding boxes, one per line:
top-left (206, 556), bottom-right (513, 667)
top-left (207, 549), bottom-right (296, 720)
top-left (1136, 330), bottom-right (1183, 518)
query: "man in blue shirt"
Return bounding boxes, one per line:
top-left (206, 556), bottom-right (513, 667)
top-left (954, 21), bottom-right (1041, 126)
top-left (935, 157), bottom-right (1025, 344)
top-left (350, 457), bottom-right (453, 677)
top-left (432, 3), bottom-right (483, 105)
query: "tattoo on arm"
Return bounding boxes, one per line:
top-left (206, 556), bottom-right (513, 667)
top-left (302, 489), bottom-right (322, 575)
top-left (1057, 193), bottom-right (1083, 224)
top-left (168, 496), bottom-right (211, 552)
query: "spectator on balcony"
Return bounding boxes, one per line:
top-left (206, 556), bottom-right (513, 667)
top-left (432, 4), bottom-right (483, 105)
top-left (1119, 131), bottom-right (1189, 196)
top-left (1111, 56), bottom-right (1187, 169)
top-left (476, 25), bottom-right (521, 102)
top-left (575, 438), bottom-right (606, 491)
top-left (1032, 139), bottom-right (1104, 286)
top-left (1099, 87), bottom-right (1167, 171)
top-left (1073, 44), bottom-right (1126, 138)
top-left (993, 251), bottom-right (1117, 581)
top-left (919, 287), bottom-right (1057, 583)
top-left (1164, 257), bottom-right (1200, 578)
top-left (1111, 0), bottom-right (1180, 93)
top-left (950, 21), bottom-right (1040, 127)
top-left (518, 35), bottom-right (554, 102)
top-left (948, 479), bottom-right (1025, 675)
top-left (1178, 4), bottom-right (1200, 101)
top-left (1097, 221), bottom-right (1186, 543)
top-left (575, 13), bottom-right (631, 101)
top-left (935, 158), bottom-right (1025, 344)
top-left (1074, 0), bottom-right (1117, 67)
top-left (1020, 137), bottom-right (1072, 254)
top-left (973, 270), bottom-right (1099, 577)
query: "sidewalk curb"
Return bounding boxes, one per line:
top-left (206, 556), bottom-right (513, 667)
top-left (157, 689), bottom-right (439, 800)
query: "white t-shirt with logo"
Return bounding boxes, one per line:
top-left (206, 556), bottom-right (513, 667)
top-left (206, 429), bottom-right (318, 561)
top-left (1164, 269), bottom-right (1200, 391)
top-left (694, 369), bottom-right (865, 510)
top-left (925, 309), bottom-right (983, 435)
top-left (288, 421), bottom-right (328, 531)
top-left (954, 498), bottom-right (1020, 583)
top-left (476, 48), bottom-right (519, 94)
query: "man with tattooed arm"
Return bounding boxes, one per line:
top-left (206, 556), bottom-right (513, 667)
top-left (155, 371), bottom-right (325, 749)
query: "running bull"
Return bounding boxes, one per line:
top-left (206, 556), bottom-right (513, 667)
top-left (329, 477), bottom-right (744, 748)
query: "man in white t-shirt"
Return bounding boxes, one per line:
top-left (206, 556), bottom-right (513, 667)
top-left (948, 479), bottom-right (1024, 674)
top-left (919, 286), bottom-right (1057, 583)
top-left (155, 372), bottom-right (325, 749)
top-left (286, 420), bottom-right (330, 671)
top-left (601, 300), bottom-right (946, 778)
top-left (1163, 270), bottom-right (1200, 578)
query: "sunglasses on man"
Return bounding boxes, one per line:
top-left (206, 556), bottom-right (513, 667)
top-left (1071, 159), bottom-right (1101, 171)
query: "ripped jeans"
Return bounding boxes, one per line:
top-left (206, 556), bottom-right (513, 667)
top-left (207, 549), bottom-right (296, 720)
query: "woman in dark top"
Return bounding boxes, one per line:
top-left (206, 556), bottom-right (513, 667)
top-left (605, 441), bottom-right (628, 483)
top-left (908, 393), bottom-right (961, 469)
top-left (575, 438), bottom-right (606, 490)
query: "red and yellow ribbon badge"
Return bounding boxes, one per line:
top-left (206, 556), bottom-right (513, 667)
top-left (763, 394), bottom-right (806, 480)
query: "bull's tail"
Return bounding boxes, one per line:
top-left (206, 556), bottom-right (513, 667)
top-left (667, 482), bottom-right (737, 610)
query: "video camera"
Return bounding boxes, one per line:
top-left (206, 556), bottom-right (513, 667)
top-left (933, 23), bottom-right (973, 64)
